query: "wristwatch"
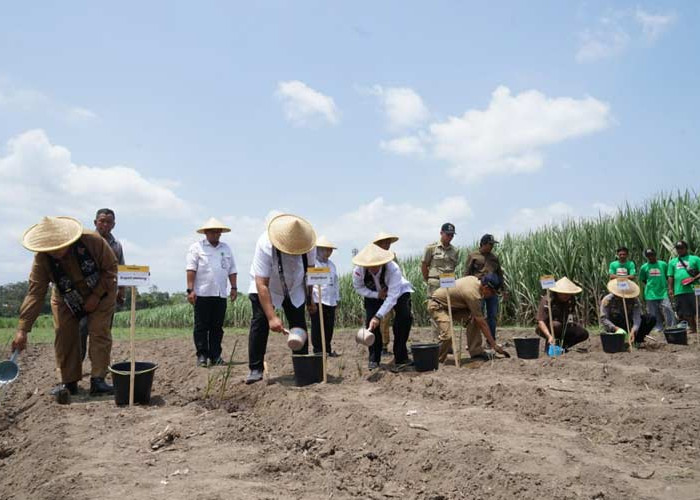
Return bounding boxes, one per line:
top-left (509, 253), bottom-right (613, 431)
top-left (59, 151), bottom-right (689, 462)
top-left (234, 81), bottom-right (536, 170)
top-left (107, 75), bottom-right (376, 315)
top-left (186, 288), bottom-right (192, 294)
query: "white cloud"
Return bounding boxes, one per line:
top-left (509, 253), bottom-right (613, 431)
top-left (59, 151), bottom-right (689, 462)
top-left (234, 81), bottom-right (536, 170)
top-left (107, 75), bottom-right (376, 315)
top-left (370, 85), bottom-right (429, 131)
top-left (576, 9), bottom-right (676, 63)
top-left (0, 79), bottom-right (97, 120)
top-left (67, 106), bottom-right (98, 121)
top-left (275, 80), bottom-right (339, 126)
top-left (490, 202), bottom-right (575, 240)
top-left (379, 135), bottom-right (425, 155)
top-left (383, 86), bottom-right (611, 182)
top-left (592, 202), bottom-right (618, 216)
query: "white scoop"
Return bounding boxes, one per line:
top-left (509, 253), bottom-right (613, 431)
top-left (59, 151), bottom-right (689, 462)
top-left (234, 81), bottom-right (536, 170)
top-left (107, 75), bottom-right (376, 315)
top-left (355, 328), bottom-right (375, 347)
top-left (286, 327), bottom-right (308, 351)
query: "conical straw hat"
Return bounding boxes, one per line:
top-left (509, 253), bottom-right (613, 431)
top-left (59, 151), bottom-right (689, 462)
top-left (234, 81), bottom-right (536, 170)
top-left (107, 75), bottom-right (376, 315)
top-left (196, 217), bottom-right (231, 234)
top-left (372, 232), bottom-right (399, 245)
top-left (550, 277), bottom-right (583, 295)
top-left (267, 213), bottom-right (316, 255)
top-left (606, 278), bottom-right (640, 299)
top-left (22, 216), bottom-right (83, 253)
top-left (315, 235), bottom-right (337, 249)
top-left (352, 243), bottom-right (395, 267)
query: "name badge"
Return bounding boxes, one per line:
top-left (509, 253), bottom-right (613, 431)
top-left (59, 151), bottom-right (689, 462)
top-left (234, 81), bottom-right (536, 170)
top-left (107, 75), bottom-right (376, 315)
top-left (307, 267), bottom-right (331, 286)
top-left (439, 273), bottom-right (456, 288)
top-left (540, 275), bottom-right (555, 290)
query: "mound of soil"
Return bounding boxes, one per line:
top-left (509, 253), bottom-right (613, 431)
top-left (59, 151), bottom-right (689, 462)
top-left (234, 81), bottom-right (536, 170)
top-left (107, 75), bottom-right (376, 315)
top-left (1, 328), bottom-right (699, 499)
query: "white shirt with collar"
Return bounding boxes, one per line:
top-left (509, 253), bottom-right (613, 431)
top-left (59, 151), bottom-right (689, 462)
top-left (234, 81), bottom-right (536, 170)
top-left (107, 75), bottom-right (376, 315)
top-left (248, 232), bottom-right (316, 309)
top-left (352, 260), bottom-right (413, 319)
top-left (312, 257), bottom-right (339, 306)
top-left (186, 239), bottom-right (237, 298)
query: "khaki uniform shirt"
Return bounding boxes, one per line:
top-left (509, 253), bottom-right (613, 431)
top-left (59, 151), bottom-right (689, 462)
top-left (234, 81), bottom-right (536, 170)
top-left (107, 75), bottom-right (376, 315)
top-left (431, 276), bottom-right (484, 318)
top-left (423, 241), bottom-right (460, 282)
top-left (599, 293), bottom-right (642, 332)
top-left (19, 231), bottom-right (118, 331)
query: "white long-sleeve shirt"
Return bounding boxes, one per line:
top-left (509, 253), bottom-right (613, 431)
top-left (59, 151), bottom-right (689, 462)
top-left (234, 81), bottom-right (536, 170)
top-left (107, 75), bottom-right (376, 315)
top-left (352, 261), bottom-right (413, 319)
top-left (247, 232), bottom-right (316, 308)
top-left (312, 258), bottom-right (340, 306)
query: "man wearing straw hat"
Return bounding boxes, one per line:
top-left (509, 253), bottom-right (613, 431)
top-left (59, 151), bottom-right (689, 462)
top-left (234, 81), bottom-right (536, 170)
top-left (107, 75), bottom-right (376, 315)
top-left (352, 243), bottom-right (414, 369)
top-left (600, 279), bottom-right (655, 345)
top-left (428, 274), bottom-right (508, 363)
top-left (311, 236), bottom-right (340, 357)
top-left (372, 231), bottom-right (399, 356)
top-left (246, 214), bottom-right (317, 384)
top-left (12, 216), bottom-right (118, 400)
top-left (534, 277), bottom-right (589, 351)
top-left (186, 217), bottom-right (238, 367)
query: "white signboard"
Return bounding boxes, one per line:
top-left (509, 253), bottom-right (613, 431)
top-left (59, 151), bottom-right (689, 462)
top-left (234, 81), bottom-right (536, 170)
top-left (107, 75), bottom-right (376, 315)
top-left (695, 285), bottom-right (700, 297)
top-left (118, 265), bottom-right (150, 287)
top-left (439, 273), bottom-right (456, 288)
top-left (539, 275), bottom-right (556, 290)
top-left (307, 267), bottom-right (331, 286)
top-left (617, 279), bottom-right (630, 291)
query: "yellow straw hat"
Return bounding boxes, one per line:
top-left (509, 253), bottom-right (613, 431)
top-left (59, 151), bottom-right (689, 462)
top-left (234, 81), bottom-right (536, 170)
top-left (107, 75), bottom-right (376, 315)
top-left (550, 277), bottom-right (583, 295)
top-left (352, 243), bottom-right (395, 267)
top-left (315, 235), bottom-right (337, 249)
top-left (267, 213), bottom-right (316, 255)
top-left (606, 278), bottom-right (640, 299)
top-left (372, 232), bottom-right (399, 245)
top-left (22, 216), bottom-right (83, 253)
top-left (197, 217), bottom-right (231, 234)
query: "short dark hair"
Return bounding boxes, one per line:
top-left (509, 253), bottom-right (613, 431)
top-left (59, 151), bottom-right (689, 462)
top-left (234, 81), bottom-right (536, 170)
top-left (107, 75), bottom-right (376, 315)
top-left (95, 208), bottom-right (116, 219)
top-left (644, 248), bottom-right (656, 257)
top-left (675, 240), bottom-right (688, 250)
top-left (616, 246), bottom-right (629, 254)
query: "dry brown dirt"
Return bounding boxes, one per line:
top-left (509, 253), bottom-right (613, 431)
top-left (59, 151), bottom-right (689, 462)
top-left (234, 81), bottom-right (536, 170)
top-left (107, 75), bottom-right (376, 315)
top-left (1, 327), bottom-right (700, 500)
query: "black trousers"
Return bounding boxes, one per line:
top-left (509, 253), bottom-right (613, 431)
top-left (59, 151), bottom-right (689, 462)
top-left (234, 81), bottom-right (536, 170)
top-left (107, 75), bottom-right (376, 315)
top-left (248, 293), bottom-right (308, 371)
top-left (193, 296), bottom-right (227, 360)
top-left (610, 314), bottom-right (655, 342)
top-left (365, 292), bottom-right (412, 364)
top-left (311, 304), bottom-right (336, 353)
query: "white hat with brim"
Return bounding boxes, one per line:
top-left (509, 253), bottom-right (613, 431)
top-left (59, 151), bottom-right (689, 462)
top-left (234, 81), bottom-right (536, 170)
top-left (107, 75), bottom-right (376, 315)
top-left (315, 235), bottom-right (337, 249)
top-left (550, 277), bottom-right (583, 295)
top-left (22, 216), bottom-right (83, 253)
top-left (606, 278), bottom-right (640, 299)
top-left (352, 243), bottom-right (395, 267)
top-left (267, 214), bottom-right (316, 255)
top-left (197, 217), bottom-right (231, 234)
top-left (372, 232), bottom-right (399, 245)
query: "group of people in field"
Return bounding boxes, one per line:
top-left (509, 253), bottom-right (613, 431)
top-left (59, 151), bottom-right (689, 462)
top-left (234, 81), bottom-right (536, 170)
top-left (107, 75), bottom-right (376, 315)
top-left (10, 212), bottom-right (700, 402)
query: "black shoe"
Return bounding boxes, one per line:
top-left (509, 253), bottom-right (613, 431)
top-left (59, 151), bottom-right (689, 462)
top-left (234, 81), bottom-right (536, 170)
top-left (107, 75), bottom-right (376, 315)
top-left (50, 381), bottom-right (79, 396)
top-left (381, 349), bottom-right (391, 357)
top-left (197, 354), bottom-right (208, 367)
top-left (368, 361), bottom-right (379, 370)
top-left (210, 357), bottom-right (225, 366)
top-left (90, 377), bottom-right (114, 395)
top-left (395, 359), bottom-right (414, 367)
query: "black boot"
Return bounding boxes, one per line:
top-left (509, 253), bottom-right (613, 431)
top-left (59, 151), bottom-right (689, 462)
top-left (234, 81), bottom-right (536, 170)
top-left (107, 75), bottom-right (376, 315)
top-left (51, 382), bottom-right (78, 404)
top-left (90, 377), bottom-right (114, 395)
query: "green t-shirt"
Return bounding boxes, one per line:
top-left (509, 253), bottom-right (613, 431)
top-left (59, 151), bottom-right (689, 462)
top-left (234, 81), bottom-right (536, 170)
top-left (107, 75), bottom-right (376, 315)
top-left (639, 261), bottom-right (668, 300)
top-left (609, 260), bottom-right (636, 277)
top-left (667, 255), bottom-right (700, 295)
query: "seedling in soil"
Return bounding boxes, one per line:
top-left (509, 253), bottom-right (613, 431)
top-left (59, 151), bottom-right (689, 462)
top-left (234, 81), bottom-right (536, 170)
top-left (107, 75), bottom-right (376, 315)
top-left (217, 339), bottom-right (238, 404)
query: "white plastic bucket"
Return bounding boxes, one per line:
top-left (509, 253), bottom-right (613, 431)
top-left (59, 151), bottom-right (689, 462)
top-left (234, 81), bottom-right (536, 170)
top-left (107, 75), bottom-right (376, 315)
top-left (286, 327), bottom-right (308, 351)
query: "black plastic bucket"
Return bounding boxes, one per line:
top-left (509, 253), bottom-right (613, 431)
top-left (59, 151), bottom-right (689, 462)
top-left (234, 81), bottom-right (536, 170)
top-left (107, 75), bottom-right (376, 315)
top-left (600, 333), bottom-right (626, 353)
top-left (664, 327), bottom-right (688, 345)
top-left (513, 337), bottom-right (540, 359)
top-left (411, 343), bottom-right (439, 372)
top-left (292, 354), bottom-right (323, 386)
top-left (109, 361), bottom-right (158, 406)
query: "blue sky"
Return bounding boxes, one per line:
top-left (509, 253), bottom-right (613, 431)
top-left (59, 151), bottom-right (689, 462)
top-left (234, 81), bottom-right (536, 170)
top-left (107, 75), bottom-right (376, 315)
top-left (1, 1), bottom-right (698, 292)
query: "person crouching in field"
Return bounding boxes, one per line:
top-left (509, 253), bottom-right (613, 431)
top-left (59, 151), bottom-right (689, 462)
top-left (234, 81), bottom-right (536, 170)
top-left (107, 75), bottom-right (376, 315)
top-left (534, 277), bottom-right (589, 352)
top-left (352, 243), bottom-right (413, 370)
top-left (600, 279), bottom-right (654, 345)
top-left (245, 214), bottom-right (317, 384)
top-left (428, 274), bottom-right (508, 363)
top-left (12, 216), bottom-right (117, 402)
top-left (311, 236), bottom-right (340, 357)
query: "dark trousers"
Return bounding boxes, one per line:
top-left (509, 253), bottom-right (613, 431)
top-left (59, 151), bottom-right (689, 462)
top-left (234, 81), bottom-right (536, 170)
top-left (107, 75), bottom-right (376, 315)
top-left (248, 293), bottom-right (308, 371)
top-left (536, 321), bottom-right (589, 351)
top-left (482, 295), bottom-right (499, 340)
top-left (365, 292), bottom-right (412, 364)
top-left (610, 314), bottom-right (655, 343)
top-left (311, 304), bottom-right (336, 353)
top-left (193, 296), bottom-right (227, 360)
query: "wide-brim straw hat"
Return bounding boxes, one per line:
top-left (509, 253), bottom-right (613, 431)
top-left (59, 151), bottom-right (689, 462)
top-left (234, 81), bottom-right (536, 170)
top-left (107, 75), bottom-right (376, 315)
top-left (22, 216), bottom-right (83, 253)
top-left (315, 235), bottom-right (337, 249)
top-left (550, 277), bottom-right (583, 295)
top-left (267, 213), bottom-right (316, 255)
top-left (352, 243), bottom-right (395, 267)
top-left (197, 217), bottom-right (231, 234)
top-left (606, 278), bottom-right (640, 299)
top-left (372, 232), bottom-right (399, 245)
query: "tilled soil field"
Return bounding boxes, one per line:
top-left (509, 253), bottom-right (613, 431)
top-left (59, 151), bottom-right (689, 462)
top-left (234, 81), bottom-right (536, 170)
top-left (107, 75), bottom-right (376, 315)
top-left (1, 327), bottom-right (700, 500)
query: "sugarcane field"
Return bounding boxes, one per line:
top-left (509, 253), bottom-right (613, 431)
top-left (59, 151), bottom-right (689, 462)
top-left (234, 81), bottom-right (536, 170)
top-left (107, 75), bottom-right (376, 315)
top-left (2, 3), bottom-right (700, 499)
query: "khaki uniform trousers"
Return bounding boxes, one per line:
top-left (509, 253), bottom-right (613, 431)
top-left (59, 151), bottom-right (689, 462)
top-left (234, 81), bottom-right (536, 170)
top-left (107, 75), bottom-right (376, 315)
top-left (427, 299), bottom-right (484, 362)
top-left (52, 296), bottom-right (115, 383)
top-left (426, 280), bottom-right (441, 339)
top-left (380, 309), bottom-right (394, 348)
